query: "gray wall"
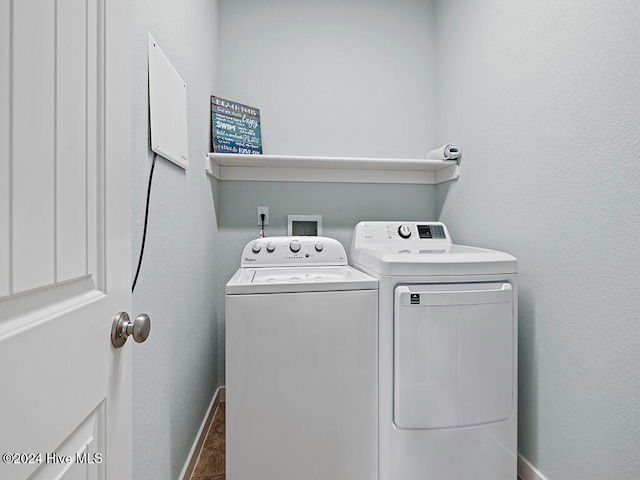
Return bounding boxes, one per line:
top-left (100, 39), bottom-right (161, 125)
top-left (129, 2), bottom-right (640, 479)
top-left (436, 1), bottom-right (640, 479)
top-left (131, 1), bottom-right (220, 479)
top-left (129, 0), bottom-right (440, 476)
top-left (217, 0), bottom-right (438, 159)
top-left (215, 0), bottom-right (440, 383)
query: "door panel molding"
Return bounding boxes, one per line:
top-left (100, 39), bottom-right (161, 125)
top-left (6, 0), bottom-right (102, 297)
top-left (0, 276), bottom-right (102, 339)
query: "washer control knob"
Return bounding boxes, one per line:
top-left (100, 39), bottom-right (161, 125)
top-left (398, 224), bottom-right (412, 239)
top-left (315, 242), bottom-right (324, 252)
top-left (251, 243), bottom-right (261, 253)
top-left (289, 239), bottom-right (301, 252)
top-left (266, 242), bottom-right (276, 253)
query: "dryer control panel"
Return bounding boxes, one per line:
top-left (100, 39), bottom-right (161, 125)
top-left (241, 236), bottom-right (347, 268)
top-left (351, 221), bottom-right (453, 251)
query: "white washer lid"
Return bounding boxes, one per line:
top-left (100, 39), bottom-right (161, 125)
top-left (226, 265), bottom-right (378, 294)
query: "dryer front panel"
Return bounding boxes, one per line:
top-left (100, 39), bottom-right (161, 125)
top-left (393, 282), bottom-right (514, 429)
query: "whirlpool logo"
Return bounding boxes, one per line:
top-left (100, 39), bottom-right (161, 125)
top-left (410, 293), bottom-right (420, 305)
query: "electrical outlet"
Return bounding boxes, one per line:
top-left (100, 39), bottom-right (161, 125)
top-left (257, 206), bottom-right (269, 226)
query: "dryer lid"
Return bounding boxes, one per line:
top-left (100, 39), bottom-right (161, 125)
top-left (350, 222), bottom-right (516, 276)
top-left (351, 245), bottom-right (516, 276)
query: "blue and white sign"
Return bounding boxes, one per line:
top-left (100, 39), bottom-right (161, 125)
top-left (211, 96), bottom-right (262, 154)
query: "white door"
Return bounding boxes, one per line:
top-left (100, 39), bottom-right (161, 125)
top-left (0, 0), bottom-right (133, 479)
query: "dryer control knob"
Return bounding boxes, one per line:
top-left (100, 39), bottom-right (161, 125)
top-left (398, 224), bottom-right (412, 239)
top-left (266, 242), bottom-right (276, 253)
top-left (315, 242), bottom-right (324, 252)
top-left (252, 243), bottom-right (262, 253)
top-left (289, 239), bottom-right (301, 252)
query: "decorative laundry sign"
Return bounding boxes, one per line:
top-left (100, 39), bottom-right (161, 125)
top-left (211, 96), bottom-right (262, 154)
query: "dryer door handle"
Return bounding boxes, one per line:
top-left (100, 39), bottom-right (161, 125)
top-left (399, 283), bottom-right (512, 306)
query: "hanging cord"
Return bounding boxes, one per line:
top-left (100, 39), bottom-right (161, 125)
top-left (260, 213), bottom-right (265, 238)
top-left (132, 153), bottom-right (158, 292)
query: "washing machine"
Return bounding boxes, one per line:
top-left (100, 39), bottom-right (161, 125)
top-left (225, 236), bottom-right (378, 480)
top-left (350, 221), bottom-right (518, 480)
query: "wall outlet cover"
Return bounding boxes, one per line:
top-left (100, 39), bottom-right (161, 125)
top-left (258, 206), bottom-right (269, 226)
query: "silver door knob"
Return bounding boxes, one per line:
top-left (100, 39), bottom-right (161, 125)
top-left (111, 312), bottom-right (151, 348)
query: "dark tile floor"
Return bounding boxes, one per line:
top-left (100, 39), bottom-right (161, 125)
top-left (191, 402), bottom-right (225, 480)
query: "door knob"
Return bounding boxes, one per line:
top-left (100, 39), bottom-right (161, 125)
top-left (111, 312), bottom-right (151, 348)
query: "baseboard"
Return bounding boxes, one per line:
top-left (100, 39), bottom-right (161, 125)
top-left (518, 453), bottom-right (548, 480)
top-left (179, 386), bottom-right (225, 480)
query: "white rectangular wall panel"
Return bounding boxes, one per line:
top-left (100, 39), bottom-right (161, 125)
top-left (12, 0), bottom-right (56, 293)
top-left (56, 0), bottom-right (88, 283)
top-left (148, 34), bottom-right (188, 169)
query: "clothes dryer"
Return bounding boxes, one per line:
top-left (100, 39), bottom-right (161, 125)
top-left (226, 236), bottom-right (378, 480)
top-left (350, 222), bottom-right (517, 480)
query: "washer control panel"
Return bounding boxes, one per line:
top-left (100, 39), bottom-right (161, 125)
top-left (241, 236), bottom-right (347, 267)
top-left (351, 221), bottom-right (452, 249)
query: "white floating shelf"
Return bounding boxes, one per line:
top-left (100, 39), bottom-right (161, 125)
top-left (205, 153), bottom-right (459, 184)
